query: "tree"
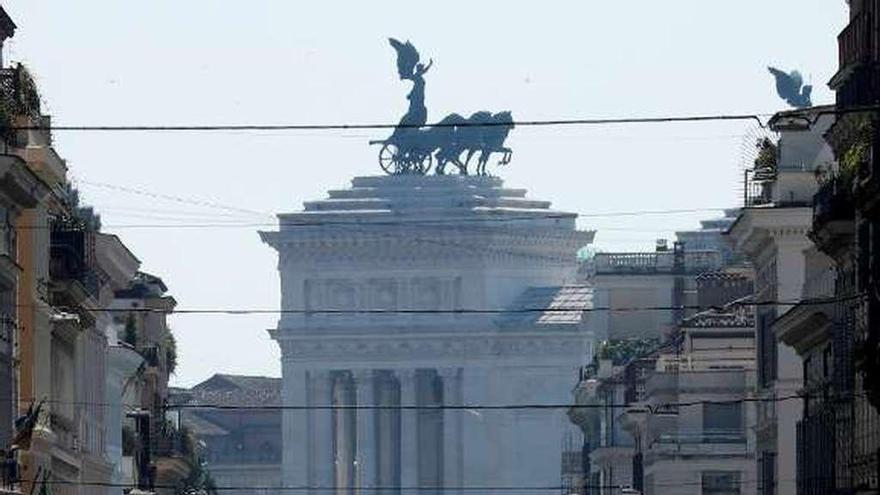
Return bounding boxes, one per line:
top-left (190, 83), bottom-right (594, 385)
top-left (753, 137), bottom-right (778, 180)
top-left (122, 313), bottom-right (138, 347)
top-left (164, 332), bottom-right (178, 375)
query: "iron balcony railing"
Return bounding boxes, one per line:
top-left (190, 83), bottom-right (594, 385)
top-left (0, 448), bottom-right (19, 494)
top-left (796, 408), bottom-right (836, 495)
top-left (813, 175), bottom-right (855, 227)
top-left (152, 425), bottom-right (190, 459)
top-left (593, 251), bottom-right (721, 275)
top-left (49, 227), bottom-right (100, 300)
top-left (838, 12), bottom-right (875, 69)
top-left (743, 168), bottom-right (775, 207)
top-left (653, 429), bottom-right (747, 445)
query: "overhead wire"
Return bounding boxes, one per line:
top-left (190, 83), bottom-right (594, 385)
top-left (13, 207), bottom-right (732, 230)
top-left (10, 473), bottom-right (836, 491)
top-left (72, 179), bottom-right (273, 218)
top-left (0, 378), bottom-right (854, 412)
top-left (169, 391), bottom-right (858, 413)
top-left (13, 112), bottom-right (773, 132)
top-left (2, 389), bottom-right (857, 413)
top-left (11, 104), bottom-right (880, 133)
top-left (38, 292), bottom-right (863, 316)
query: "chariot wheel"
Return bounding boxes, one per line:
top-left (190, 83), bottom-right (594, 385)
top-left (413, 152), bottom-right (433, 175)
top-left (378, 143), bottom-right (400, 174)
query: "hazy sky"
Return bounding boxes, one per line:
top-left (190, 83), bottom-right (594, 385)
top-left (2, 1), bottom-right (847, 386)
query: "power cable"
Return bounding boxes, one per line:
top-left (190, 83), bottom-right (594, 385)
top-left (13, 207), bottom-right (732, 230)
top-left (11, 473), bottom-right (836, 491)
top-left (11, 104), bottom-right (880, 133)
top-left (74, 179), bottom-right (273, 218)
top-left (2, 386), bottom-right (856, 412)
top-left (170, 391), bottom-right (846, 412)
top-left (13, 112), bottom-right (772, 132)
top-left (40, 292), bottom-right (860, 316)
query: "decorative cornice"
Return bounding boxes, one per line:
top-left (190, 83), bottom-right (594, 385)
top-left (275, 332), bottom-right (589, 363)
top-left (266, 228), bottom-right (592, 267)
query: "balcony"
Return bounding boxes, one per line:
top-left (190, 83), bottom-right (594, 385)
top-left (49, 227), bottom-right (100, 301)
top-left (796, 409), bottom-right (836, 495)
top-left (593, 250), bottom-right (721, 275)
top-left (841, 13), bottom-right (874, 68)
top-left (831, 11), bottom-right (879, 96)
top-left (153, 427), bottom-right (190, 459)
top-left (744, 169), bottom-right (774, 207)
top-left (0, 452), bottom-right (20, 495)
top-left (810, 175), bottom-right (856, 255)
top-left (0, 65), bottom-right (46, 146)
top-left (649, 430), bottom-right (748, 458)
top-left (152, 426), bottom-right (194, 492)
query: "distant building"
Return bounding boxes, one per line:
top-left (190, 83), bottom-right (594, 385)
top-left (586, 246), bottom-right (722, 341)
top-left (568, 211), bottom-right (752, 495)
top-left (784, 0), bottom-right (880, 492)
top-left (622, 299), bottom-right (756, 495)
top-left (582, 209), bottom-right (740, 342)
top-left (110, 272), bottom-right (188, 495)
top-left (171, 375), bottom-right (282, 495)
top-left (675, 209), bottom-right (742, 266)
top-left (569, 356), bottom-right (639, 495)
top-left (726, 106), bottom-right (834, 495)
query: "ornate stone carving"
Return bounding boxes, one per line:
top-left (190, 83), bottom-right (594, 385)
top-left (277, 334), bottom-right (587, 363)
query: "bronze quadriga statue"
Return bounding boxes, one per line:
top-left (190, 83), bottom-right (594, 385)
top-left (369, 39), bottom-right (514, 176)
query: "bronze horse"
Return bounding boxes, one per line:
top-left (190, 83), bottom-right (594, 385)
top-left (431, 111), bottom-right (514, 176)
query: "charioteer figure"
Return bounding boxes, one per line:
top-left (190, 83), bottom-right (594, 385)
top-left (370, 38), bottom-right (514, 176)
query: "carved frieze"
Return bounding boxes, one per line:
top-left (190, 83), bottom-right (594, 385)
top-left (276, 333), bottom-right (586, 363)
top-left (302, 275), bottom-right (462, 312)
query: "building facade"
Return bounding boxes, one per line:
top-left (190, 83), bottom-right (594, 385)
top-left (261, 174), bottom-right (594, 494)
top-left (585, 246), bottom-right (723, 342)
top-left (727, 107), bottom-right (835, 494)
top-left (800, 0), bottom-right (880, 492)
top-left (172, 374), bottom-right (283, 495)
top-left (622, 300), bottom-right (756, 495)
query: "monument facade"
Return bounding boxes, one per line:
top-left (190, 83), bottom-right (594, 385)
top-left (260, 174), bottom-right (595, 494)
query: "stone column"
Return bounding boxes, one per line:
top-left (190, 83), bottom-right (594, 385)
top-left (334, 372), bottom-right (356, 494)
top-left (398, 369), bottom-right (419, 494)
top-left (460, 367), bottom-right (489, 490)
top-left (309, 370), bottom-right (335, 494)
top-left (438, 368), bottom-right (462, 495)
top-left (282, 365), bottom-right (309, 489)
top-left (354, 370), bottom-right (376, 493)
top-left (374, 372), bottom-right (397, 495)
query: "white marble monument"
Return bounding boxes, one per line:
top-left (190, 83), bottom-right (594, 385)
top-left (260, 174), bottom-right (595, 494)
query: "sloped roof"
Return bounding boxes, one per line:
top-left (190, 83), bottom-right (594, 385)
top-left (499, 285), bottom-right (593, 327)
top-left (179, 374), bottom-right (282, 406)
top-left (680, 296), bottom-right (755, 328)
top-left (181, 411), bottom-right (229, 437)
top-left (695, 270), bottom-right (750, 282)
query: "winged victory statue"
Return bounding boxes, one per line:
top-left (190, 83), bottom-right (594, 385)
top-left (768, 66), bottom-right (813, 108)
top-left (369, 38), bottom-right (514, 176)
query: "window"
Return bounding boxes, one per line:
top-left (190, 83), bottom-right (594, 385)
top-left (702, 471), bottom-right (741, 494)
top-left (757, 310), bottom-right (778, 387)
top-left (0, 205), bottom-right (13, 257)
top-left (803, 355), bottom-right (812, 416)
top-left (703, 402), bottom-right (744, 443)
top-left (759, 452), bottom-right (776, 495)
